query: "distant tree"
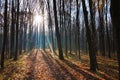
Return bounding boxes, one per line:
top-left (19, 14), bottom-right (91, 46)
top-left (47, 0), bottom-right (55, 53)
top-left (63, 0), bottom-right (68, 57)
top-left (10, 0), bottom-right (15, 58)
top-left (42, 2), bottom-right (45, 51)
top-left (98, 0), bottom-right (105, 56)
top-left (76, 0), bottom-right (81, 59)
top-left (14, 0), bottom-right (20, 60)
top-left (105, 0), bottom-right (111, 58)
top-left (69, 0), bottom-right (72, 54)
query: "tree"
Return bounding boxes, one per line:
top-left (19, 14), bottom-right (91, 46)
top-left (14, 0), bottom-right (20, 60)
top-left (88, 0), bottom-right (98, 68)
top-left (1, 0), bottom-right (8, 68)
top-left (10, 0), bottom-right (15, 58)
top-left (42, 1), bottom-right (45, 51)
top-left (81, 0), bottom-right (97, 72)
top-left (98, 0), bottom-right (105, 56)
top-left (76, 0), bottom-right (81, 59)
top-left (69, 0), bottom-right (72, 54)
top-left (53, 0), bottom-right (64, 60)
top-left (47, 0), bottom-right (55, 53)
top-left (63, 0), bottom-right (68, 57)
top-left (105, 0), bottom-right (111, 58)
top-left (110, 0), bottom-right (120, 79)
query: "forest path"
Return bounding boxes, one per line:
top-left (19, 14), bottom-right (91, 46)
top-left (22, 49), bottom-right (102, 80)
top-left (0, 49), bottom-right (107, 80)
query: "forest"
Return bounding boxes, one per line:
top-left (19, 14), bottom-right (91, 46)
top-left (0, 0), bottom-right (120, 80)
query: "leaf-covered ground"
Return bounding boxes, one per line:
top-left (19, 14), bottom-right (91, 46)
top-left (0, 49), bottom-right (118, 80)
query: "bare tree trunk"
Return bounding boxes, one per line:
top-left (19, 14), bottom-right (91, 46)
top-left (47, 0), bottom-right (55, 53)
top-left (63, 0), bottom-right (68, 57)
top-left (82, 0), bottom-right (97, 72)
top-left (10, 0), bottom-right (15, 58)
top-left (69, 0), bottom-right (72, 54)
top-left (1, 0), bottom-right (8, 68)
top-left (98, 0), bottom-right (105, 56)
top-left (88, 0), bottom-right (98, 68)
top-left (105, 0), bottom-right (111, 58)
top-left (14, 0), bottom-right (19, 60)
top-left (76, 0), bottom-right (81, 59)
top-left (111, 0), bottom-right (120, 79)
top-left (53, 0), bottom-right (64, 60)
top-left (42, 4), bottom-right (45, 51)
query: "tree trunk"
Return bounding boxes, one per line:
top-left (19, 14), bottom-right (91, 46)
top-left (76, 0), bottom-right (81, 59)
top-left (82, 0), bottom-right (97, 72)
top-left (1, 0), bottom-right (8, 68)
top-left (69, 0), bottom-right (72, 54)
top-left (110, 0), bottom-right (120, 79)
top-left (98, 0), bottom-right (105, 56)
top-left (105, 0), bottom-right (111, 58)
top-left (53, 0), bottom-right (64, 60)
top-left (10, 0), bottom-right (15, 58)
top-left (88, 0), bottom-right (98, 68)
top-left (14, 0), bottom-right (19, 60)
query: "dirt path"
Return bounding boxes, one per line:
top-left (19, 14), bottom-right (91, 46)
top-left (23, 50), bottom-right (54, 80)
top-left (21, 50), bottom-right (103, 80)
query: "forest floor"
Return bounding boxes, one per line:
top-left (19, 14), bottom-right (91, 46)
top-left (0, 49), bottom-right (118, 80)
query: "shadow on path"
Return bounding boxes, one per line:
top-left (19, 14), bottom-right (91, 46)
top-left (42, 50), bottom-right (77, 80)
top-left (43, 50), bottom-right (102, 80)
top-left (23, 50), bottom-right (38, 80)
top-left (23, 50), bottom-right (102, 80)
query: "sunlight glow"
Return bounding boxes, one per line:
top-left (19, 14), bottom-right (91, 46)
top-left (34, 14), bottom-right (43, 25)
top-left (33, 13), bottom-right (48, 32)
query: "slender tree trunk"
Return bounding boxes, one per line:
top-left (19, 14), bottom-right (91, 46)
top-left (10, 0), bottom-right (15, 58)
top-left (105, 0), bottom-right (111, 58)
top-left (24, 23), bottom-right (27, 52)
top-left (62, 0), bottom-right (67, 56)
top-left (47, 0), bottom-right (55, 53)
top-left (19, 16), bottom-right (23, 54)
top-left (98, 0), bottom-right (105, 56)
top-left (69, 0), bottom-right (72, 54)
top-left (76, 0), bottom-right (81, 59)
top-left (1, 0), bottom-right (8, 68)
top-left (14, 0), bottom-right (19, 60)
top-left (43, 5), bottom-right (45, 51)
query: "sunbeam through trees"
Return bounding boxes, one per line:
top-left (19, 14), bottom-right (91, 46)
top-left (0, 0), bottom-right (120, 80)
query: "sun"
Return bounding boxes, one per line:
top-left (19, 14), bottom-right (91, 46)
top-left (33, 13), bottom-right (48, 32)
top-left (33, 14), bottom-right (43, 25)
